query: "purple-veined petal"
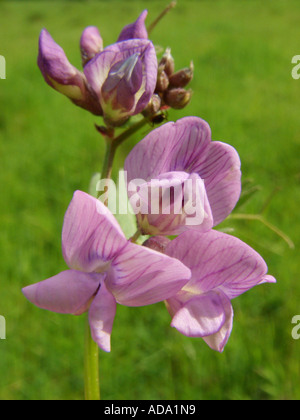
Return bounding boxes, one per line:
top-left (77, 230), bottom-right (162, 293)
top-left (165, 230), bottom-right (275, 299)
top-left (125, 117), bottom-right (212, 182)
top-left (62, 191), bottom-right (126, 273)
top-left (196, 141), bottom-right (241, 226)
top-left (167, 290), bottom-right (226, 337)
top-left (117, 10), bottom-right (148, 42)
top-left (80, 26), bottom-right (103, 66)
top-left (106, 241), bottom-right (191, 306)
top-left (22, 270), bottom-right (102, 315)
top-left (202, 290), bottom-right (233, 352)
top-left (88, 280), bottom-right (116, 352)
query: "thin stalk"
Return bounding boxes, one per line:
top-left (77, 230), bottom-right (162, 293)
top-left (147, 1), bottom-right (177, 35)
top-left (84, 315), bottom-right (100, 400)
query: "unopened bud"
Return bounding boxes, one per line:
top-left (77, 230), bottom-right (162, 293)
top-left (164, 88), bottom-right (192, 109)
top-left (142, 94), bottom-right (161, 117)
top-left (158, 48), bottom-right (175, 76)
top-left (169, 61), bottom-right (194, 88)
top-left (156, 67), bottom-right (169, 92)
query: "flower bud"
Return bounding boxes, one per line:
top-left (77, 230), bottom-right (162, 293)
top-left (155, 66), bottom-right (169, 93)
top-left (142, 94), bottom-right (161, 117)
top-left (158, 48), bottom-right (175, 77)
top-left (163, 88), bottom-right (192, 109)
top-left (169, 61), bottom-right (194, 88)
top-left (80, 26), bottom-right (103, 66)
top-left (38, 29), bottom-right (102, 115)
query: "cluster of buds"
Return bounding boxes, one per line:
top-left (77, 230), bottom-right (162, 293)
top-left (155, 48), bottom-right (193, 110)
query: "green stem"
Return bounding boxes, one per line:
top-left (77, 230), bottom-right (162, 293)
top-left (84, 315), bottom-right (100, 400)
top-left (113, 116), bottom-right (149, 148)
top-left (130, 229), bottom-right (142, 244)
top-left (147, 1), bottom-right (177, 35)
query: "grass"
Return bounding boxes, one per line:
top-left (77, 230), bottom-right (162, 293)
top-left (0, 0), bottom-right (300, 400)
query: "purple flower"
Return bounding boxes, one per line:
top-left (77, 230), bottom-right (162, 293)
top-left (37, 11), bottom-right (156, 124)
top-left (84, 39), bottom-right (157, 126)
top-left (161, 230), bottom-right (276, 352)
top-left (124, 117), bottom-right (241, 235)
top-left (22, 191), bottom-right (191, 352)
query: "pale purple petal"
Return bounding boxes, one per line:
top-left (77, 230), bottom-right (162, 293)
top-left (106, 242), bottom-right (191, 306)
top-left (80, 26), bottom-right (103, 66)
top-left (125, 117), bottom-right (211, 181)
top-left (202, 290), bottom-right (233, 352)
top-left (196, 141), bottom-right (241, 226)
top-left (22, 270), bottom-right (102, 315)
top-left (88, 281), bottom-right (116, 352)
top-left (169, 290), bottom-right (227, 337)
top-left (165, 230), bottom-right (275, 299)
top-left (117, 10), bottom-right (148, 42)
top-left (62, 191), bottom-right (126, 272)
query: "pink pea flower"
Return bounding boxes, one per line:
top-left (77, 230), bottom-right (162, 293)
top-left (124, 117), bottom-right (241, 235)
top-left (38, 11), bottom-right (156, 124)
top-left (159, 230), bottom-right (276, 352)
top-left (22, 191), bottom-right (191, 352)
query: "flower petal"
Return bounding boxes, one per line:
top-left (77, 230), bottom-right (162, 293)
top-left (196, 141), bottom-right (241, 226)
top-left (165, 230), bottom-right (275, 299)
top-left (106, 242), bottom-right (191, 306)
top-left (62, 191), bottom-right (126, 272)
top-left (80, 26), bottom-right (103, 66)
top-left (169, 290), bottom-right (227, 337)
top-left (117, 10), bottom-right (148, 42)
top-left (202, 290), bottom-right (233, 352)
top-left (88, 280), bottom-right (116, 352)
top-left (22, 270), bottom-right (102, 315)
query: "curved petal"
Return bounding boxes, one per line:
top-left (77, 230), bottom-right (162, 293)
top-left (80, 26), bottom-right (103, 66)
top-left (196, 141), bottom-right (241, 226)
top-left (202, 290), bottom-right (233, 352)
top-left (62, 191), bottom-right (126, 272)
top-left (125, 117), bottom-right (212, 182)
top-left (168, 290), bottom-right (227, 338)
top-left (165, 230), bottom-right (275, 299)
top-left (106, 242), bottom-right (191, 306)
top-left (117, 10), bottom-right (148, 42)
top-left (22, 270), bottom-right (102, 315)
top-left (88, 281), bottom-right (116, 352)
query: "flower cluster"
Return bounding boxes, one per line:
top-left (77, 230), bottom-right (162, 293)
top-left (23, 9), bottom-right (275, 354)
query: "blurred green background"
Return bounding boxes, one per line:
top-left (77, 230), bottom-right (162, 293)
top-left (0, 0), bottom-right (300, 400)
